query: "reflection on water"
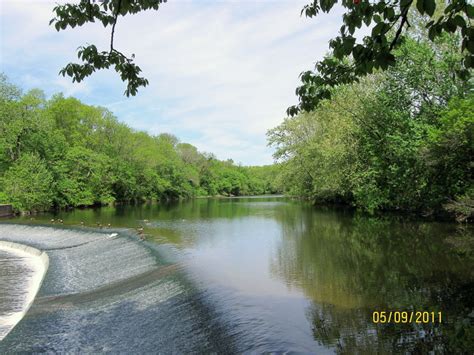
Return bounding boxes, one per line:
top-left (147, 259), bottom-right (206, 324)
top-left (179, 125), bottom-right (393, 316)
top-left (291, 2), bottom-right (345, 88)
top-left (6, 197), bottom-right (474, 353)
top-left (272, 208), bottom-right (474, 353)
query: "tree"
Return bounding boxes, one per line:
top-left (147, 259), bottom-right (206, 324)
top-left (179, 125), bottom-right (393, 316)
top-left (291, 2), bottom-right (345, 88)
top-left (50, 0), bottom-right (473, 113)
top-left (288, 0), bottom-right (473, 115)
top-left (53, 146), bottom-right (114, 207)
top-left (429, 95), bottom-right (474, 221)
top-left (267, 33), bottom-right (472, 216)
top-left (0, 74), bottom-right (280, 212)
top-left (2, 153), bottom-right (54, 211)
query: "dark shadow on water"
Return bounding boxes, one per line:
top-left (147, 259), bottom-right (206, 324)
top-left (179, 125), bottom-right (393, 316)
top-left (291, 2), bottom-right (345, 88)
top-left (270, 207), bottom-right (474, 353)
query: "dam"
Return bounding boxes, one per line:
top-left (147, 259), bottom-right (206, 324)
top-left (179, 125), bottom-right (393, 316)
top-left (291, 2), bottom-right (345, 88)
top-left (0, 224), bottom-right (233, 353)
top-left (0, 241), bottom-right (47, 341)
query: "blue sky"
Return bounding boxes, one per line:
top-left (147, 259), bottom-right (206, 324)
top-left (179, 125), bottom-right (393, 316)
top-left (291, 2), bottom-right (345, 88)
top-left (0, 0), bottom-right (344, 165)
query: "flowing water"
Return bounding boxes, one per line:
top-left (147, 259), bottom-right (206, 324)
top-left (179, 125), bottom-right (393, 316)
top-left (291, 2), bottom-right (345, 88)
top-left (1, 197), bottom-right (473, 353)
top-left (0, 247), bottom-right (45, 341)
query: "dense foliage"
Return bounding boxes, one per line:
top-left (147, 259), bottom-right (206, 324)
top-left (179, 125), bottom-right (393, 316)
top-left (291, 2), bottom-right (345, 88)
top-left (289, 0), bottom-right (474, 114)
top-left (268, 32), bottom-right (473, 220)
top-left (0, 76), bottom-right (280, 212)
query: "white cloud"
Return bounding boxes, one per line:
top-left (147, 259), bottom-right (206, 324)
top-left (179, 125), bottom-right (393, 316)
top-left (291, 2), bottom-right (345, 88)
top-left (1, 0), bottom-right (345, 165)
top-left (54, 76), bottom-right (91, 97)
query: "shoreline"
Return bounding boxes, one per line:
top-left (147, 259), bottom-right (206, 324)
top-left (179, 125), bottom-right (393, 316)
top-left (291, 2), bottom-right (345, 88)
top-left (2, 194), bottom-right (468, 224)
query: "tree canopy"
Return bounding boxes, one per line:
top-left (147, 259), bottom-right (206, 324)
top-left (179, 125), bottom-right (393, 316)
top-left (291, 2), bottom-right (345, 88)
top-left (288, 0), bottom-right (473, 115)
top-left (268, 31), bottom-right (473, 220)
top-left (50, 0), bottom-right (473, 114)
top-left (0, 74), bottom-right (281, 212)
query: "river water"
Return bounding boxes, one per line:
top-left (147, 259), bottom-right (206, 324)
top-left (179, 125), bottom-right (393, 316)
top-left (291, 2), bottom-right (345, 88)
top-left (1, 196), bottom-right (473, 353)
top-left (0, 247), bottom-right (45, 341)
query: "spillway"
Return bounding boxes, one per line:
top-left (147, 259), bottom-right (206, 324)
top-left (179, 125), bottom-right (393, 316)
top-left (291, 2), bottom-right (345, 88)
top-left (0, 242), bottom-right (47, 341)
top-left (0, 224), bottom-right (233, 352)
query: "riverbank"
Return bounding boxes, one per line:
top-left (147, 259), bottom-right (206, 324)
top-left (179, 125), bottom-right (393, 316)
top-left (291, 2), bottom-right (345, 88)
top-left (0, 224), bottom-right (233, 352)
top-left (7, 194), bottom-right (469, 225)
top-left (1, 194), bottom-right (284, 217)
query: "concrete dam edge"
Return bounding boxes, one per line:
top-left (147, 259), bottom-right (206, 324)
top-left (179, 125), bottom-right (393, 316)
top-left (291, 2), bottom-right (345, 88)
top-left (0, 240), bottom-right (50, 272)
top-left (0, 240), bottom-right (50, 341)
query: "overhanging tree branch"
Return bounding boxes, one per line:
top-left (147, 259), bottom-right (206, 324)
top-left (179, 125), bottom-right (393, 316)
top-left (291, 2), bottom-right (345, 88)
top-left (390, 1), bottom-right (412, 51)
top-left (49, 0), bottom-right (473, 104)
top-left (51, 0), bottom-right (166, 97)
top-left (110, 0), bottom-right (122, 54)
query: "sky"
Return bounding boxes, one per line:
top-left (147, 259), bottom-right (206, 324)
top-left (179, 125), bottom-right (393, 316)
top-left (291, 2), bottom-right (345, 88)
top-left (0, 0), bottom-right (344, 165)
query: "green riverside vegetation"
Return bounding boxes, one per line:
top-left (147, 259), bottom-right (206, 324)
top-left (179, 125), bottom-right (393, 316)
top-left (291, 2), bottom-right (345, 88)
top-left (0, 75), bottom-right (280, 212)
top-left (1, 21), bottom-right (472, 222)
top-left (268, 30), bottom-right (473, 221)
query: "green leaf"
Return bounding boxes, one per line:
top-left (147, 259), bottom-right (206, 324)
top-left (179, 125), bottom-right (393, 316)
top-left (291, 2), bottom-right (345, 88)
top-left (452, 15), bottom-right (466, 28)
top-left (423, 0), bottom-right (436, 17)
top-left (444, 3), bottom-right (454, 14)
top-left (444, 18), bottom-right (457, 33)
top-left (416, 0), bottom-right (424, 15)
top-left (466, 4), bottom-right (474, 19)
top-left (343, 37), bottom-right (356, 55)
top-left (400, 0), bottom-right (411, 8)
top-left (372, 22), bottom-right (384, 36)
top-left (428, 26), bottom-right (437, 41)
top-left (465, 55), bottom-right (474, 68)
top-left (363, 15), bottom-right (372, 26)
top-left (466, 39), bottom-right (474, 54)
top-left (384, 7), bottom-right (395, 20)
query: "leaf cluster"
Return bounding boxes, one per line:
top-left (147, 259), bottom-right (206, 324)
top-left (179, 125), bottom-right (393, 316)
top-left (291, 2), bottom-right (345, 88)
top-left (59, 45), bottom-right (148, 96)
top-left (50, 0), bottom-right (167, 96)
top-left (289, 0), bottom-right (474, 115)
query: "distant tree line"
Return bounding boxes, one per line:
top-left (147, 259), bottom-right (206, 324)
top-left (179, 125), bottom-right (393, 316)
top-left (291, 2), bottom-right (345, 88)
top-left (0, 76), bottom-right (280, 212)
top-left (268, 27), bottom-right (473, 221)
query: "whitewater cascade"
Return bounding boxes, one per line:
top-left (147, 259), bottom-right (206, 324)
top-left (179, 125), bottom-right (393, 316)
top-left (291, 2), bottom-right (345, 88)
top-left (0, 224), bottom-right (232, 352)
